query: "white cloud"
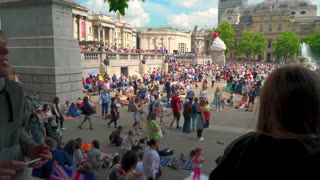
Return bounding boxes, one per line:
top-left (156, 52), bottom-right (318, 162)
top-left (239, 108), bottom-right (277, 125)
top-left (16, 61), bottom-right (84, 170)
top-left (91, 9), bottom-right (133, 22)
top-left (81, 0), bottom-right (150, 27)
top-left (174, 0), bottom-right (217, 10)
top-left (168, 8), bottom-right (218, 30)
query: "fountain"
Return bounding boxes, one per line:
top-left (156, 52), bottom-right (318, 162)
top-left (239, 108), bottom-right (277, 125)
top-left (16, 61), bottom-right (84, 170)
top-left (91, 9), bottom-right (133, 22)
top-left (298, 42), bottom-right (314, 67)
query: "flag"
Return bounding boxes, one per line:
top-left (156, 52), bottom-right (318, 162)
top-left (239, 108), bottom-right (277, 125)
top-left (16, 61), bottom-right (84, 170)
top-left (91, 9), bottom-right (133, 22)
top-left (50, 164), bottom-right (91, 180)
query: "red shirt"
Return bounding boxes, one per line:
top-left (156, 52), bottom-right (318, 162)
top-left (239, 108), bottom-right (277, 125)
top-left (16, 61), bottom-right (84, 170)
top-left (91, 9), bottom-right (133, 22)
top-left (172, 95), bottom-right (181, 112)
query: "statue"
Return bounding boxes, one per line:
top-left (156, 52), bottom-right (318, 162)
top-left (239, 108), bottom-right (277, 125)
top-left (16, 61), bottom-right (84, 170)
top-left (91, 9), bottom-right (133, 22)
top-left (210, 33), bottom-right (226, 65)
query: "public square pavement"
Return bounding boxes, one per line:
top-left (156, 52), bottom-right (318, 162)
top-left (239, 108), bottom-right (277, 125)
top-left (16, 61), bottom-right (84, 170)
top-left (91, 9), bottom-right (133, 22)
top-left (62, 82), bottom-right (257, 179)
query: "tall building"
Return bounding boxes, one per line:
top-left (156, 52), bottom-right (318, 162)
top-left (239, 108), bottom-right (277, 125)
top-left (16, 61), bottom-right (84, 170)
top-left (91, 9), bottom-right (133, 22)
top-left (222, 0), bottom-right (320, 62)
top-left (218, 0), bottom-right (248, 24)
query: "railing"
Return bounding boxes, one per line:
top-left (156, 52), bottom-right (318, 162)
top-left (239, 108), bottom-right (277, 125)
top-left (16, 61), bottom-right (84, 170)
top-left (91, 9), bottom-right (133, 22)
top-left (83, 52), bottom-right (99, 60)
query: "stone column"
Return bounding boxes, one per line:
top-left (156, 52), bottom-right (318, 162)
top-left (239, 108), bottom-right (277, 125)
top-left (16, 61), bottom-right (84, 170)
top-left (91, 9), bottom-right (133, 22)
top-left (102, 27), bottom-right (105, 46)
top-left (108, 28), bottom-right (112, 47)
top-left (0, 0), bottom-right (83, 102)
top-left (73, 15), bottom-right (77, 40)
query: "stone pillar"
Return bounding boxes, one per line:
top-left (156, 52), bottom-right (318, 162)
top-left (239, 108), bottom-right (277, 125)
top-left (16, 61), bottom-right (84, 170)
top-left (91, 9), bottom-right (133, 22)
top-left (108, 28), bottom-right (112, 47)
top-left (98, 27), bottom-right (101, 42)
top-left (0, 0), bottom-right (83, 102)
top-left (212, 51), bottom-right (226, 66)
top-left (102, 27), bottom-right (105, 46)
top-left (73, 15), bottom-right (77, 40)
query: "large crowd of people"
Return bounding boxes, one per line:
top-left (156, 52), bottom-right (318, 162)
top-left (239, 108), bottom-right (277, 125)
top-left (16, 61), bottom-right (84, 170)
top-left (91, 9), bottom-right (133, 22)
top-left (2, 25), bottom-right (320, 179)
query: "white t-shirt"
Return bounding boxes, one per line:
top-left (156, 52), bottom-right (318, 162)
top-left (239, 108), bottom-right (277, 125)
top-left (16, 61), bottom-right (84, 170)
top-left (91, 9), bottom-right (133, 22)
top-left (136, 162), bottom-right (146, 180)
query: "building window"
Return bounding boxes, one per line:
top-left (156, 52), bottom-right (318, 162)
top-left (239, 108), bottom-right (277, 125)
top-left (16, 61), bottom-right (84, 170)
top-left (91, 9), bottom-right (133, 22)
top-left (260, 16), bottom-right (264, 20)
top-left (291, 11), bottom-right (296, 15)
top-left (228, 17), bottom-right (232, 20)
top-left (278, 24), bottom-right (282, 31)
top-left (269, 16), bottom-right (273, 21)
top-left (268, 40), bottom-right (272, 48)
top-left (301, 11), bottom-right (306, 15)
top-left (260, 24), bottom-right (264, 32)
top-left (279, 16), bottom-right (282, 20)
top-left (89, 27), bottom-right (92, 34)
top-left (269, 24), bottom-right (273, 32)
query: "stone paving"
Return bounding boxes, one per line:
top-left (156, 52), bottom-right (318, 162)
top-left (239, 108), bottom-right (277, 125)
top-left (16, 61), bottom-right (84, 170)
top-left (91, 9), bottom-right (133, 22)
top-left (62, 82), bottom-right (257, 179)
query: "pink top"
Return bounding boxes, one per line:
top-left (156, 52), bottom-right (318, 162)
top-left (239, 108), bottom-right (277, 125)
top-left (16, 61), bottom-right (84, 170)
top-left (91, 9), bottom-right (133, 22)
top-left (192, 155), bottom-right (204, 169)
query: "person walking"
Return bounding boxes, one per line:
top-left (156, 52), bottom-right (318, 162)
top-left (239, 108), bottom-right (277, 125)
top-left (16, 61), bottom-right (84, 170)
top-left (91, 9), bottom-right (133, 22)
top-left (108, 97), bottom-right (119, 128)
top-left (170, 91), bottom-right (182, 129)
top-left (52, 97), bottom-right (65, 130)
top-left (100, 88), bottom-right (111, 118)
top-left (78, 97), bottom-right (94, 130)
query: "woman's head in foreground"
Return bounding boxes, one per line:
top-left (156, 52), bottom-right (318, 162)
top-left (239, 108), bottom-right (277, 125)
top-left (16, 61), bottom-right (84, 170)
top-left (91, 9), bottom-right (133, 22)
top-left (257, 65), bottom-right (320, 137)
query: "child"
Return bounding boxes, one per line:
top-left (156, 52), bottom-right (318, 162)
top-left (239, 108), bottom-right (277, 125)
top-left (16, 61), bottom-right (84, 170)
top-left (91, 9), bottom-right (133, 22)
top-left (109, 154), bottom-right (121, 180)
top-left (204, 101), bottom-right (211, 128)
top-left (121, 130), bottom-right (137, 154)
top-left (192, 148), bottom-right (205, 180)
top-left (135, 152), bottom-right (146, 180)
top-left (73, 141), bottom-right (83, 167)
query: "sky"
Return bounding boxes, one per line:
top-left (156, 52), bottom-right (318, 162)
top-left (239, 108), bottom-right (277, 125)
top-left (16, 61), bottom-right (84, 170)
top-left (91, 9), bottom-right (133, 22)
top-left (76, 0), bottom-right (320, 30)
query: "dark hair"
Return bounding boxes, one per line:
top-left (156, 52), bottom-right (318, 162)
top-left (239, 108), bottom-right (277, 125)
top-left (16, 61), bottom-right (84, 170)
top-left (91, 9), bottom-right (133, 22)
top-left (147, 139), bottom-right (157, 146)
top-left (70, 103), bottom-right (76, 108)
top-left (92, 140), bottom-right (100, 149)
top-left (257, 65), bottom-right (320, 136)
top-left (110, 155), bottom-right (120, 169)
top-left (53, 97), bottom-right (60, 105)
top-left (194, 97), bottom-right (199, 103)
top-left (75, 142), bottom-right (81, 150)
top-left (45, 137), bottom-right (57, 150)
top-left (138, 151), bottom-right (144, 160)
top-left (75, 138), bottom-right (82, 143)
top-left (148, 112), bottom-right (157, 121)
top-left (83, 97), bottom-right (89, 103)
top-left (111, 97), bottom-right (116, 102)
top-left (120, 150), bottom-right (138, 172)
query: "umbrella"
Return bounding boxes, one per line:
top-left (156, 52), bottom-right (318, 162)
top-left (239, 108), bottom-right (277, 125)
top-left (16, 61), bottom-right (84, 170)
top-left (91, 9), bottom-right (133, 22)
top-left (88, 71), bottom-right (98, 76)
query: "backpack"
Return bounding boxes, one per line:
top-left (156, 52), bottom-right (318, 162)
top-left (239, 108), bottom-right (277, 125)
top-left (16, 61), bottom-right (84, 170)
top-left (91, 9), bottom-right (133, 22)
top-left (159, 148), bottom-right (174, 157)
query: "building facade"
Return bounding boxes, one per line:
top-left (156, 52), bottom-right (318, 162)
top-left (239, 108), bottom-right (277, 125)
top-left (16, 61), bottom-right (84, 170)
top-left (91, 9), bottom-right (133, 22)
top-left (137, 26), bottom-right (192, 54)
top-left (191, 26), bottom-right (213, 55)
top-left (222, 0), bottom-right (320, 62)
top-left (218, 0), bottom-right (248, 24)
top-left (72, 5), bottom-right (137, 49)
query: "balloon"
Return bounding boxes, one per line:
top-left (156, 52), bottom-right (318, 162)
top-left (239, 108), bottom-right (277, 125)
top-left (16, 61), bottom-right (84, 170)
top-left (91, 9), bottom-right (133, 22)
top-left (213, 33), bottom-right (219, 39)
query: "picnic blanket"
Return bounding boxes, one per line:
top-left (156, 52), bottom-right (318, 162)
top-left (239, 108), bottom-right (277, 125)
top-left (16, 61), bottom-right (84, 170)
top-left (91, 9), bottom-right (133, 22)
top-left (164, 104), bottom-right (172, 109)
top-left (160, 156), bottom-right (193, 170)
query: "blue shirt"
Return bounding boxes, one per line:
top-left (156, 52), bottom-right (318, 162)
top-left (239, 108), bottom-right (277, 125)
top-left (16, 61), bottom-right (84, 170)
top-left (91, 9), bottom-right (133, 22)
top-left (192, 103), bottom-right (199, 115)
top-left (100, 92), bottom-right (111, 103)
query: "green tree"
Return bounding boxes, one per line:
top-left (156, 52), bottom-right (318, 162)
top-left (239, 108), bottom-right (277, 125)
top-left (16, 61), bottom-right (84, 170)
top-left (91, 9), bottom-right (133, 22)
top-left (273, 32), bottom-right (300, 62)
top-left (104, 0), bottom-right (145, 15)
top-left (236, 31), bottom-right (266, 60)
top-left (214, 21), bottom-right (235, 54)
top-left (305, 32), bottom-right (320, 61)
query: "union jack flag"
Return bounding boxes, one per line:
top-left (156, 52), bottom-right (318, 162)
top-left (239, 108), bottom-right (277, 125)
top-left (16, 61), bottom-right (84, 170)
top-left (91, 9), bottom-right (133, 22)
top-left (50, 164), bottom-right (91, 180)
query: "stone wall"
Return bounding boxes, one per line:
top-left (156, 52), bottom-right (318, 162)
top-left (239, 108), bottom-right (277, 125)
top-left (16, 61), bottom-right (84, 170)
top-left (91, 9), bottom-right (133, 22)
top-left (81, 52), bottom-right (166, 77)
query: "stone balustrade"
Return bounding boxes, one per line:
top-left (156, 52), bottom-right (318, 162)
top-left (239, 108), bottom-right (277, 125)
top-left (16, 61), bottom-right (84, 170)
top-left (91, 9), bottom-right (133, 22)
top-left (81, 51), bottom-right (166, 78)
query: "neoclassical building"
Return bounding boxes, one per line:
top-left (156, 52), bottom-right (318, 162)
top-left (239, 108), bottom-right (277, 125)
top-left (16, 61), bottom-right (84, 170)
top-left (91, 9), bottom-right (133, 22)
top-left (72, 4), bottom-right (137, 49)
top-left (137, 26), bottom-right (192, 54)
top-left (222, 0), bottom-right (320, 62)
top-left (191, 26), bottom-right (213, 55)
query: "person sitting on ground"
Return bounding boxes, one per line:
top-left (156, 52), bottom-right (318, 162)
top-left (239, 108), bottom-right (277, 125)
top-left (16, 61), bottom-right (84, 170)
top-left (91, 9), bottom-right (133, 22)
top-left (73, 141), bottom-right (84, 167)
top-left (116, 150), bottom-right (139, 180)
top-left (235, 93), bottom-right (249, 109)
top-left (87, 140), bottom-right (103, 169)
top-left (109, 154), bottom-right (121, 180)
top-left (62, 100), bottom-right (70, 115)
top-left (77, 162), bottom-right (97, 180)
top-left (32, 137), bottom-right (73, 179)
top-left (44, 116), bottom-right (62, 148)
top-left (28, 112), bottom-right (46, 144)
top-left (210, 65), bottom-right (320, 178)
top-left (121, 130), bottom-right (138, 155)
top-left (225, 91), bottom-right (236, 106)
top-left (110, 126), bottom-right (124, 146)
top-left (64, 138), bottom-right (82, 158)
top-left (76, 97), bottom-right (84, 110)
top-left (68, 102), bottom-right (81, 117)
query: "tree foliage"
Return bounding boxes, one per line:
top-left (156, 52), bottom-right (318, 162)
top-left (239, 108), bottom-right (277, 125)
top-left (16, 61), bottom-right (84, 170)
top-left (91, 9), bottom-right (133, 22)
top-left (214, 21), bottom-right (235, 54)
top-left (236, 31), bottom-right (266, 60)
top-left (273, 32), bottom-right (300, 62)
top-left (304, 32), bottom-right (320, 61)
top-left (104, 0), bottom-right (145, 15)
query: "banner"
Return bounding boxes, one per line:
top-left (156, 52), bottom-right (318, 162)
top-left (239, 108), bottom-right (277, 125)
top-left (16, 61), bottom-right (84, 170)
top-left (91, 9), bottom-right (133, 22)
top-left (81, 20), bottom-right (85, 39)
